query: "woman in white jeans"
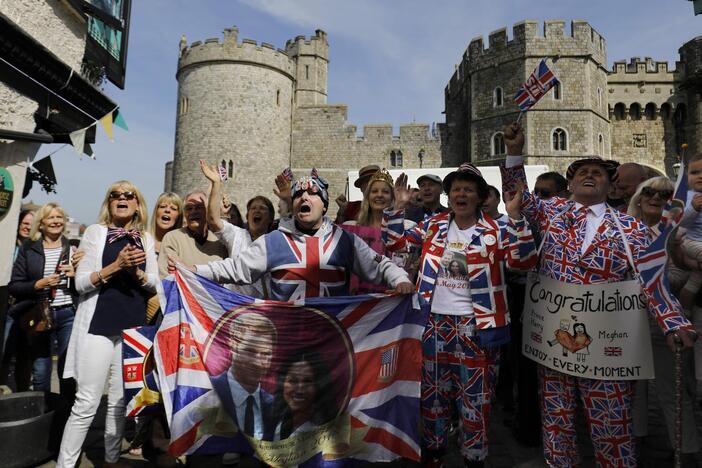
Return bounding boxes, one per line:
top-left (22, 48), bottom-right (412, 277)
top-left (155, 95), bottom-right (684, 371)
top-left (57, 181), bottom-right (158, 468)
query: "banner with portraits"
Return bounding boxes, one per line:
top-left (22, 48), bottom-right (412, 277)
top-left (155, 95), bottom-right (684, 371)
top-left (153, 267), bottom-right (427, 466)
top-left (522, 273), bottom-right (654, 380)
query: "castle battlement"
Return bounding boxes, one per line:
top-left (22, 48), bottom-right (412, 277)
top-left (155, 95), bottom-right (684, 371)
top-left (178, 27), bottom-right (295, 79)
top-left (609, 57), bottom-right (682, 78)
top-left (466, 20), bottom-right (606, 67)
top-left (285, 29), bottom-right (329, 58)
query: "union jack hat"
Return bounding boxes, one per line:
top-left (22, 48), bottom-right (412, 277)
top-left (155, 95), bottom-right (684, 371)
top-left (566, 157), bottom-right (620, 182)
top-left (292, 170), bottom-right (330, 207)
top-left (443, 162), bottom-right (487, 193)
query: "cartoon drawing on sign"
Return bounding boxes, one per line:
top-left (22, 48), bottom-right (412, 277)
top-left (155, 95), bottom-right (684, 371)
top-left (546, 320), bottom-right (592, 361)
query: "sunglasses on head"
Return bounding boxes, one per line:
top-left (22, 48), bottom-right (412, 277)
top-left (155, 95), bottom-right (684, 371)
top-left (109, 191), bottom-right (136, 200)
top-left (640, 187), bottom-right (673, 199)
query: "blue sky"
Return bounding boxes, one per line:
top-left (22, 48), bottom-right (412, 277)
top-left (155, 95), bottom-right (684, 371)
top-left (30, 0), bottom-right (701, 224)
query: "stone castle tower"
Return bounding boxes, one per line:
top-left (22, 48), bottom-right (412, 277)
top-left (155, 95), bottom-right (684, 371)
top-left (167, 27), bottom-right (441, 215)
top-left (442, 21), bottom-right (701, 176)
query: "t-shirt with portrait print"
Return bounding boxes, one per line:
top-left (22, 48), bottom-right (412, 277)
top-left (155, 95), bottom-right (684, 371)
top-left (430, 221), bottom-right (476, 317)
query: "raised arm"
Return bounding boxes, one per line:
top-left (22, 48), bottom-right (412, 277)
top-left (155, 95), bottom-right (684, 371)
top-left (382, 173), bottom-right (426, 251)
top-left (200, 160), bottom-right (225, 232)
top-left (503, 185), bottom-right (538, 270)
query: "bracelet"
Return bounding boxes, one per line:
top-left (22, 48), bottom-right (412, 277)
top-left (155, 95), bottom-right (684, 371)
top-left (96, 270), bottom-right (107, 284)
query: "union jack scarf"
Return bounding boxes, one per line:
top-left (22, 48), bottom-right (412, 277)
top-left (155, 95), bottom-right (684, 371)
top-left (107, 227), bottom-right (143, 250)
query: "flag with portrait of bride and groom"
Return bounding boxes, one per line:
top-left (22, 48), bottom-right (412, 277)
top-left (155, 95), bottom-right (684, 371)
top-left (152, 267), bottom-right (427, 466)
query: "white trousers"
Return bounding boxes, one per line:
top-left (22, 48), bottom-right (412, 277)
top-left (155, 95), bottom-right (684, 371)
top-left (57, 334), bottom-right (125, 467)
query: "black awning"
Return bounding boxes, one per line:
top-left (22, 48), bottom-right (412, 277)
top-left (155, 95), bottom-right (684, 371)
top-left (0, 11), bottom-right (117, 144)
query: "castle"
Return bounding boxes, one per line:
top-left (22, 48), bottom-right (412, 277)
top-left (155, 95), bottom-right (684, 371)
top-left (165, 21), bottom-right (702, 214)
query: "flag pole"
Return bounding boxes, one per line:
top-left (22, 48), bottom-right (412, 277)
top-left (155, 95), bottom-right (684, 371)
top-left (516, 111), bottom-right (524, 123)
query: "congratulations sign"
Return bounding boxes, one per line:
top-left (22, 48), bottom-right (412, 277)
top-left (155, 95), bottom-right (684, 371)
top-left (522, 273), bottom-right (654, 380)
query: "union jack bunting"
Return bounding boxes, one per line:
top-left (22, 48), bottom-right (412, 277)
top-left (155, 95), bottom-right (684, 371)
top-left (122, 326), bottom-right (161, 417)
top-left (154, 267), bottom-right (427, 464)
top-left (514, 59), bottom-right (559, 111)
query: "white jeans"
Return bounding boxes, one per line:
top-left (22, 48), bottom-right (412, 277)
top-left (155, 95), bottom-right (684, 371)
top-left (57, 334), bottom-right (125, 467)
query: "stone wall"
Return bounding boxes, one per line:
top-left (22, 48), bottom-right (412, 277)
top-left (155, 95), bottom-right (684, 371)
top-left (680, 37), bottom-right (702, 157)
top-left (291, 105), bottom-right (441, 216)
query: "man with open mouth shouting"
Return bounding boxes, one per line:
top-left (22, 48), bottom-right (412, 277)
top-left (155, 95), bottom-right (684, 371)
top-left (170, 170), bottom-right (413, 301)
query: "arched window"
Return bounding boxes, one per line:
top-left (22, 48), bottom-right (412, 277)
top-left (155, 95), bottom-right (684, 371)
top-left (644, 103), bottom-right (656, 120)
top-left (598, 134), bottom-right (604, 156)
top-left (660, 103), bottom-right (671, 120)
top-left (552, 128), bottom-right (568, 151)
top-left (597, 87), bottom-right (603, 108)
top-left (493, 87), bottom-right (503, 108)
top-left (179, 96), bottom-right (189, 116)
top-left (553, 82), bottom-right (562, 101)
top-left (390, 150), bottom-right (403, 167)
top-left (613, 103), bottom-right (626, 121)
top-left (492, 132), bottom-right (506, 156)
top-left (630, 103), bottom-right (642, 120)
top-left (228, 160), bottom-right (234, 178)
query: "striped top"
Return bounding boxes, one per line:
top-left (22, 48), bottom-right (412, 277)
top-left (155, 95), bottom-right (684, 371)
top-left (43, 247), bottom-right (73, 307)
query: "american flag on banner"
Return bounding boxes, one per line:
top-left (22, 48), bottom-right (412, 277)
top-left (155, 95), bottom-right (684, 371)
top-left (514, 59), bottom-right (559, 111)
top-left (154, 267), bottom-right (426, 464)
top-left (122, 326), bottom-right (161, 417)
top-left (636, 159), bottom-right (688, 327)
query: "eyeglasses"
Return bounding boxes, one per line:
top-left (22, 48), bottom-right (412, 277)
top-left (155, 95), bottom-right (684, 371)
top-left (640, 187), bottom-right (673, 199)
top-left (534, 188), bottom-right (553, 198)
top-left (109, 191), bottom-right (136, 200)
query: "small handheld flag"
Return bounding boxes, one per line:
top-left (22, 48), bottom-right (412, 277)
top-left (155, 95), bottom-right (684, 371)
top-left (514, 59), bottom-right (560, 112)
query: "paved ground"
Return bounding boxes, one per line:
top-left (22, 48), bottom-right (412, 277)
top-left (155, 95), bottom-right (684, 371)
top-left (9, 361), bottom-right (700, 467)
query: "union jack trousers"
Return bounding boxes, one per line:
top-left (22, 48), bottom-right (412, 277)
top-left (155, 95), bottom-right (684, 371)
top-left (421, 313), bottom-right (499, 461)
top-left (501, 158), bottom-right (693, 467)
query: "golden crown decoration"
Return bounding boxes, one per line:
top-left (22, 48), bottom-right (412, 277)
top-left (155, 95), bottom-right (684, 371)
top-left (367, 168), bottom-right (394, 188)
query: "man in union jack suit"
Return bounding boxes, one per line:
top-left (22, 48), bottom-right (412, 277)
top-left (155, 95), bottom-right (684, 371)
top-left (171, 171), bottom-right (414, 300)
top-left (500, 122), bottom-right (696, 467)
top-left (383, 164), bottom-right (537, 468)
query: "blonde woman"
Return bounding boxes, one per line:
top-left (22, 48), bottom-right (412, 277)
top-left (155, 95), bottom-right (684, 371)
top-left (58, 181), bottom-right (159, 468)
top-left (148, 192), bottom-right (184, 255)
top-left (9, 203), bottom-right (77, 396)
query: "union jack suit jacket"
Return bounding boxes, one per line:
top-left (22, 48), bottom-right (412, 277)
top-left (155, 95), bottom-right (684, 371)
top-left (501, 159), bottom-right (693, 335)
top-left (196, 216), bottom-right (409, 302)
top-left (382, 210), bottom-right (537, 329)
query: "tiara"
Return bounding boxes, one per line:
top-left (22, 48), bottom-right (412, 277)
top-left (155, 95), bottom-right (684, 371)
top-left (367, 168), bottom-right (394, 188)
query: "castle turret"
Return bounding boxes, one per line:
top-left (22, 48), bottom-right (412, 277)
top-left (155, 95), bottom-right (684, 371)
top-left (680, 36), bottom-right (702, 157)
top-left (443, 20), bottom-right (610, 174)
top-left (285, 30), bottom-right (329, 106)
top-left (171, 26), bottom-right (295, 211)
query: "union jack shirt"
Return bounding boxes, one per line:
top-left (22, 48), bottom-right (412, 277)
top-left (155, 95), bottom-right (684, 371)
top-left (500, 157), bottom-right (693, 335)
top-left (195, 217), bottom-right (409, 302)
top-left (382, 210), bottom-right (537, 329)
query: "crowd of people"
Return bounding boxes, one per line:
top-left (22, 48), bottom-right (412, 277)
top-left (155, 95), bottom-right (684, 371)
top-left (1, 121), bottom-right (701, 467)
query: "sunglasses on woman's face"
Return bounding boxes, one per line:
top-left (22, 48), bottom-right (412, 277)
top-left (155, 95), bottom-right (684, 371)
top-left (640, 187), bottom-right (673, 199)
top-left (109, 191), bottom-right (136, 200)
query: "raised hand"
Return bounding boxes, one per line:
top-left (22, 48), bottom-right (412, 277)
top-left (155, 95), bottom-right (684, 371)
top-left (503, 122), bottom-right (525, 155)
top-left (273, 173), bottom-right (292, 201)
top-left (200, 159), bottom-right (222, 184)
top-left (335, 194), bottom-right (348, 211)
top-left (393, 173), bottom-right (411, 210)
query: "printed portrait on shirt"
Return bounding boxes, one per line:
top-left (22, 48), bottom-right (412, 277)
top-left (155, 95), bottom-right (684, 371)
top-left (439, 242), bottom-right (469, 280)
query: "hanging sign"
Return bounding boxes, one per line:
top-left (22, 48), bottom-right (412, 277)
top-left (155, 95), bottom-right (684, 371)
top-left (0, 167), bottom-right (14, 223)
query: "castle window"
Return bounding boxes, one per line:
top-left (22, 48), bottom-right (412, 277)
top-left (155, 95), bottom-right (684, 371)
top-left (390, 150), bottom-right (403, 167)
top-left (597, 87), bottom-right (603, 108)
top-left (630, 103), bottom-right (641, 120)
top-left (305, 65), bottom-right (309, 80)
top-left (492, 132), bottom-right (506, 156)
top-left (179, 96), bottom-right (189, 116)
top-left (644, 103), bottom-right (656, 120)
top-left (613, 103), bottom-right (626, 121)
top-left (493, 87), bottom-right (503, 108)
top-left (660, 103), bottom-right (671, 120)
top-left (228, 160), bottom-right (234, 178)
top-left (598, 134), bottom-right (604, 156)
top-left (552, 82), bottom-right (562, 101)
top-left (552, 128), bottom-right (568, 151)
top-left (276, 89), bottom-right (280, 106)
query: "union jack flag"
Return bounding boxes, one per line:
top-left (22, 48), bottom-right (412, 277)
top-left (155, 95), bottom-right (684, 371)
top-left (122, 326), bottom-right (161, 417)
top-left (514, 59), bottom-right (559, 111)
top-left (282, 166), bottom-right (294, 182)
top-left (604, 346), bottom-right (622, 357)
top-left (154, 266), bottom-right (427, 463)
top-left (218, 164), bottom-right (228, 182)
